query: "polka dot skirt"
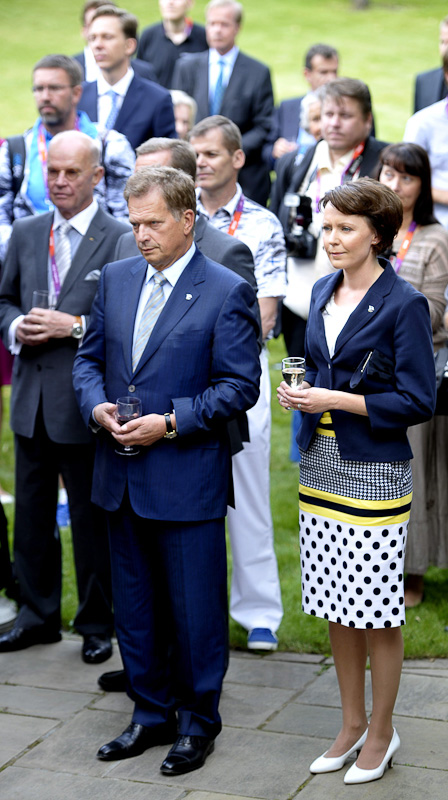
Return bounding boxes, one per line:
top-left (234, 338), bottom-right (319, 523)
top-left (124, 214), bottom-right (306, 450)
top-left (298, 425), bottom-right (412, 629)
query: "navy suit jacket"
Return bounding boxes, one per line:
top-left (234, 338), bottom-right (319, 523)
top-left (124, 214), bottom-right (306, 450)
top-left (413, 66), bottom-right (447, 113)
top-left (77, 73), bottom-right (176, 149)
top-left (73, 248), bottom-right (261, 520)
top-left (173, 50), bottom-right (274, 205)
top-left (299, 260), bottom-right (436, 462)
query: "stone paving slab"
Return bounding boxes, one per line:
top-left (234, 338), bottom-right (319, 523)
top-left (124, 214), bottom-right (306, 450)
top-left (186, 794), bottom-right (265, 800)
top-left (225, 657), bottom-right (320, 691)
top-left (394, 671), bottom-right (448, 720)
top-left (0, 766), bottom-right (185, 800)
top-left (263, 701), bottom-right (344, 739)
top-left (296, 666), bottom-right (373, 710)
top-left (401, 659), bottom-right (448, 670)
top-left (111, 727), bottom-right (326, 800)
top-left (0, 639), bottom-right (123, 693)
top-left (263, 652), bottom-right (326, 664)
top-left (0, 684), bottom-right (97, 719)
top-left (297, 764), bottom-right (448, 800)
top-left (0, 714), bottom-right (59, 768)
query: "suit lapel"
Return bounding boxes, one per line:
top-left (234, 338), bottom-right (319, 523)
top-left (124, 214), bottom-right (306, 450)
top-left (220, 52), bottom-right (241, 113)
top-left (120, 257), bottom-right (148, 368)
top-left (195, 54), bottom-right (210, 119)
top-left (114, 77), bottom-right (141, 130)
top-left (56, 209), bottom-right (105, 305)
top-left (131, 251), bottom-right (205, 377)
top-left (35, 214), bottom-right (54, 295)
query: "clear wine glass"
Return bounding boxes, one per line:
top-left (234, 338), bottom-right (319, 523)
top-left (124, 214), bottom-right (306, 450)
top-left (115, 396), bottom-right (142, 456)
top-left (282, 357), bottom-right (306, 409)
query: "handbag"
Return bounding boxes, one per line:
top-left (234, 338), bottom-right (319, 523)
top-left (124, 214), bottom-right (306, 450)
top-left (434, 343), bottom-right (448, 415)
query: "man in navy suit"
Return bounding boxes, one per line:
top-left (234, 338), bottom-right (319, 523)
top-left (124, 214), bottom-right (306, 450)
top-left (172, 0), bottom-right (274, 206)
top-left (77, 5), bottom-right (176, 149)
top-left (413, 15), bottom-right (448, 112)
top-left (72, 166), bottom-right (260, 774)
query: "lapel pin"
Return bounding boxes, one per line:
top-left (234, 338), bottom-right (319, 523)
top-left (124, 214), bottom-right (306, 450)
top-left (89, 237), bottom-right (95, 241)
top-left (368, 305), bottom-right (374, 313)
top-left (186, 293), bottom-right (192, 300)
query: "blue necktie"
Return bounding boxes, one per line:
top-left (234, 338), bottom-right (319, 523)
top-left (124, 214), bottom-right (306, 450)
top-left (211, 59), bottom-right (226, 115)
top-left (132, 273), bottom-right (167, 371)
top-left (105, 90), bottom-right (119, 130)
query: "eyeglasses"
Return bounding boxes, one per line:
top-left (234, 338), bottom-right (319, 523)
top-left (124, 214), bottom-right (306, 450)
top-left (32, 84), bottom-right (75, 94)
top-left (47, 168), bottom-right (85, 182)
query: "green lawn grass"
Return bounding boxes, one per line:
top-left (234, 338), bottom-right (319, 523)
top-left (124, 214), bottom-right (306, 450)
top-left (1, 0), bottom-right (447, 657)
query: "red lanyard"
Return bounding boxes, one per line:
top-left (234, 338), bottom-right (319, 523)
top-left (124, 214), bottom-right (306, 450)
top-left (314, 142), bottom-right (366, 213)
top-left (227, 193), bottom-right (244, 236)
top-left (48, 225), bottom-right (62, 298)
top-left (392, 221), bottom-right (417, 273)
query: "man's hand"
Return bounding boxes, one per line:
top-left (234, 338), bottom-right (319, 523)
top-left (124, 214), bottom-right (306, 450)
top-left (112, 414), bottom-right (168, 447)
top-left (93, 402), bottom-right (120, 433)
top-left (272, 137), bottom-right (297, 160)
top-left (16, 308), bottom-right (78, 345)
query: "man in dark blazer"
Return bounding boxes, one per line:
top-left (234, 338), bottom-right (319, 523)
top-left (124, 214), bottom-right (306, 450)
top-left (72, 166), bottom-right (260, 774)
top-left (172, 0), bottom-right (273, 206)
top-left (413, 15), bottom-right (448, 112)
top-left (77, 6), bottom-right (176, 149)
top-left (0, 131), bottom-right (130, 660)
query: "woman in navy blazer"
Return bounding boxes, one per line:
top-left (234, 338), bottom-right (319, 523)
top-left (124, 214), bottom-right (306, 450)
top-left (278, 179), bottom-right (436, 785)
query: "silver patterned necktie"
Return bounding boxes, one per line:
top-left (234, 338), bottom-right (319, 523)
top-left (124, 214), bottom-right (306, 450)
top-left (55, 221), bottom-right (72, 288)
top-left (132, 273), bottom-right (167, 372)
top-left (105, 89), bottom-right (120, 130)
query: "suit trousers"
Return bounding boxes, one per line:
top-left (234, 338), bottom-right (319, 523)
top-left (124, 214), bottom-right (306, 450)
top-left (107, 494), bottom-right (228, 740)
top-left (13, 404), bottom-right (113, 635)
top-left (227, 348), bottom-right (283, 632)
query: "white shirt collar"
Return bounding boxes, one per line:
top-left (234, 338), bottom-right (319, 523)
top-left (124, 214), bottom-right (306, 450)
top-left (196, 183), bottom-right (241, 218)
top-left (97, 66), bottom-right (134, 98)
top-left (208, 46), bottom-right (239, 68)
top-left (53, 199), bottom-right (99, 235)
top-left (143, 242), bottom-right (196, 287)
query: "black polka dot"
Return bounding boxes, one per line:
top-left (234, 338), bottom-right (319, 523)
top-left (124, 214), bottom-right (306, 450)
top-left (374, 610), bottom-right (382, 618)
top-left (381, 552), bottom-right (388, 561)
top-left (364, 554), bottom-right (371, 562)
top-left (373, 542), bottom-right (380, 550)
top-left (366, 622), bottom-right (373, 628)
top-left (382, 575), bottom-right (389, 583)
top-left (390, 562), bottom-right (397, 570)
top-left (365, 599), bottom-right (372, 607)
top-left (356, 610), bottom-right (364, 618)
top-left (317, 577), bottom-right (323, 585)
top-left (348, 574), bottom-right (355, 583)
top-left (373, 565), bottom-right (380, 573)
top-left (373, 588), bottom-right (381, 596)
top-left (364, 576), bottom-right (371, 584)
top-left (342, 538), bottom-right (348, 546)
top-left (356, 564), bottom-right (362, 572)
top-left (364, 530), bottom-right (371, 538)
top-left (349, 598), bottom-right (355, 606)
top-left (390, 540), bottom-right (397, 547)
top-left (356, 588), bottom-right (363, 595)
top-left (356, 541), bottom-right (362, 549)
top-left (349, 620), bottom-right (355, 627)
top-left (324, 521), bottom-right (330, 529)
top-left (318, 531), bottom-right (323, 539)
top-left (382, 529), bottom-right (389, 537)
top-left (384, 620), bottom-right (391, 628)
top-left (311, 518), bottom-right (317, 526)
top-left (318, 554), bottom-right (323, 562)
top-left (311, 564), bottom-right (316, 572)
top-left (392, 607), bottom-right (399, 615)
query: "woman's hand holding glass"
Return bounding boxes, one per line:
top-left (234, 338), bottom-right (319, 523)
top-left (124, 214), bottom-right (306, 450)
top-left (277, 382), bottom-right (334, 414)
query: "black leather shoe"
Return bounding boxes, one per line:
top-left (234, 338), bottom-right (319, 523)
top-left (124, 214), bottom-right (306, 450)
top-left (82, 634), bottom-right (112, 664)
top-left (98, 668), bottom-right (127, 692)
top-left (0, 624), bottom-right (61, 652)
top-left (97, 720), bottom-right (178, 761)
top-left (160, 734), bottom-right (215, 775)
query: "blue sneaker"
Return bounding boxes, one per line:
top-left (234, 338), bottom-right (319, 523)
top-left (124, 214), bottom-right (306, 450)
top-left (56, 502), bottom-right (71, 528)
top-left (247, 628), bottom-right (278, 651)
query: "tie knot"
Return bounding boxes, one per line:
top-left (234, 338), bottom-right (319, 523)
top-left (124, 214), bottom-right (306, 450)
top-left (108, 89), bottom-right (118, 99)
top-left (153, 273), bottom-right (167, 286)
top-left (58, 221), bottom-right (72, 236)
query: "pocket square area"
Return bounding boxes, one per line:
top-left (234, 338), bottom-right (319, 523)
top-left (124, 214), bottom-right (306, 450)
top-left (84, 270), bottom-right (101, 281)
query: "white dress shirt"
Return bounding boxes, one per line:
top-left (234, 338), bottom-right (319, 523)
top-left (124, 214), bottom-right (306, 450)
top-left (97, 68), bottom-right (134, 131)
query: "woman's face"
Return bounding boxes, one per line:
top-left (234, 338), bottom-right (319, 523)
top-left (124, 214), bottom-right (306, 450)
top-left (322, 204), bottom-right (378, 273)
top-left (379, 164), bottom-right (422, 217)
top-left (307, 101), bottom-right (322, 141)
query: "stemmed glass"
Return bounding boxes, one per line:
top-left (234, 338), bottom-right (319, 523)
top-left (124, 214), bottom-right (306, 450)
top-left (282, 357), bottom-right (306, 409)
top-left (115, 396), bottom-right (142, 456)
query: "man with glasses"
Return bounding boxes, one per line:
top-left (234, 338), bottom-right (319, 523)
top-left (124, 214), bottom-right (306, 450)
top-left (0, 54), bottom-right (135, 264)
top-left (0, 130), bottom-right (129, 661)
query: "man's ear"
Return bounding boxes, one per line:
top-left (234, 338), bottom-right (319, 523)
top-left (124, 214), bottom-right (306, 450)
top-left (233, 148), bottom-right (246, 170)
top-left (125, 37), bottom-right (138, 58)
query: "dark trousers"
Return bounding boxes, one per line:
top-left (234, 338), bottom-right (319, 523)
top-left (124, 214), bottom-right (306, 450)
top-left (107, 494), bottom-right (228, 740)
top-left (13, 406), bottom-right (113, 635)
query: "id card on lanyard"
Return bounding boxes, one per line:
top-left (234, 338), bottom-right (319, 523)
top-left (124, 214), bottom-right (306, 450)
top-left (227, 193), bottom-right (244, 236)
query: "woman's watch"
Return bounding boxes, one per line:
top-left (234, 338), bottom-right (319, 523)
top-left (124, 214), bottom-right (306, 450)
top-left (163, 412), bottom-right (177, 439)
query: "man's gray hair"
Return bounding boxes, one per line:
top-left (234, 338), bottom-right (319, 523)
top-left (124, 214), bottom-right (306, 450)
top-left (124, 166), bottom-right (196, 220)
top-left (136, 138), bottom-right (197, 181)
top-left (206, 0), bottom-right (243, 25)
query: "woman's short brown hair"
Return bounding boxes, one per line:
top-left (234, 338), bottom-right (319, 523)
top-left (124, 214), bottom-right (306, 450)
top-left (320, 178), bottom-right (403, 255)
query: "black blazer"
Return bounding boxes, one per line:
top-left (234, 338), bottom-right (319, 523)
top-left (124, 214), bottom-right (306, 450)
top-left (73, 51), bottom-right (158, 83)
top-left (413, 66), bottom-right (447, 113)
top-left (270, 136), bottom-right (388, 235)
top-left (299, 261), bottom-right (436, 461)
top-left (77, 73), bottom-right (176, 149)
top-left (173, 50), bottom-right (274, 205)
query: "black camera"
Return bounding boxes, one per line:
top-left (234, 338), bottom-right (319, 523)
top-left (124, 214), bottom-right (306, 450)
top-left (283, 193), bottom-right (317, 259)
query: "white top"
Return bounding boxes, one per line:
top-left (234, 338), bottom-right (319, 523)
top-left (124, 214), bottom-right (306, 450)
top-left (208, 46), bottom-right (239, 102)
top-left (322, 293), bottom-right (357, 358)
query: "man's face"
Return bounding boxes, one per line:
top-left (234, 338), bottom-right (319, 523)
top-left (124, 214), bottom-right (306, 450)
top-left (128, 188), bottom-right (194, 270)
top-left (47, 137), bottom-right (102, 218)
top-left (88, 15), bottom-right (135, 72)
top-left (439, 23), bottom-right (448, 57)
top-left (304, 55), bottom-right (338, 91)
top-left (321, 96), bottom-right (372, 155)
top-left (190, 128), bottom-right (243, 194)
top-left (135, 150), bottom-right (173, 170)
top-left (159, 0), bottom-right (192, 23)
top-left (33, 68), bottom-right (81, 128)
top-left (206, 5), bottom-right (239, 54)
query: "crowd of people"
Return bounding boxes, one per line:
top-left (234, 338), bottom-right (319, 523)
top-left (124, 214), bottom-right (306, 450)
top-left (0, 0), bottom-right (446, 786)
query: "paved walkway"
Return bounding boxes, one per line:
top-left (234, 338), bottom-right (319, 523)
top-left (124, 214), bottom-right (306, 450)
top-left (0, 637), bottom-right (447, 799)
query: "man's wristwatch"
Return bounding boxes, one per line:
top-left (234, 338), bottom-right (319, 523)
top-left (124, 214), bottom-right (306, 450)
top-left (163, 412), bottom-right (177, 439)
top-left (71, 316), bottom-right (83, 340)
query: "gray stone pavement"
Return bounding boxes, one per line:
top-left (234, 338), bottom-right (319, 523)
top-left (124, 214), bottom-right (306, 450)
top-left (1, 637), bottom-right (447, 799)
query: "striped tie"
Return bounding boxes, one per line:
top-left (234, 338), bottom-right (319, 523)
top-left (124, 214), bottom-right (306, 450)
top-left (55, 221), bottom-right (72, 287)
top-left (105, 89), bottom-right (119, 130)
top-left (132, 273), bottom-right (167, 371)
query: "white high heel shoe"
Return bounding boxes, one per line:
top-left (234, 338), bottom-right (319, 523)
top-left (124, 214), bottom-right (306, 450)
top-left (344, 728), bottom-right (400, 784)
top-left (309, 729), bottom-right (368, 774)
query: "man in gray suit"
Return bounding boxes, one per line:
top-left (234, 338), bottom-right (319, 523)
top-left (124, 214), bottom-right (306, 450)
top-left (0, 131), bottom-right (129, 661)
